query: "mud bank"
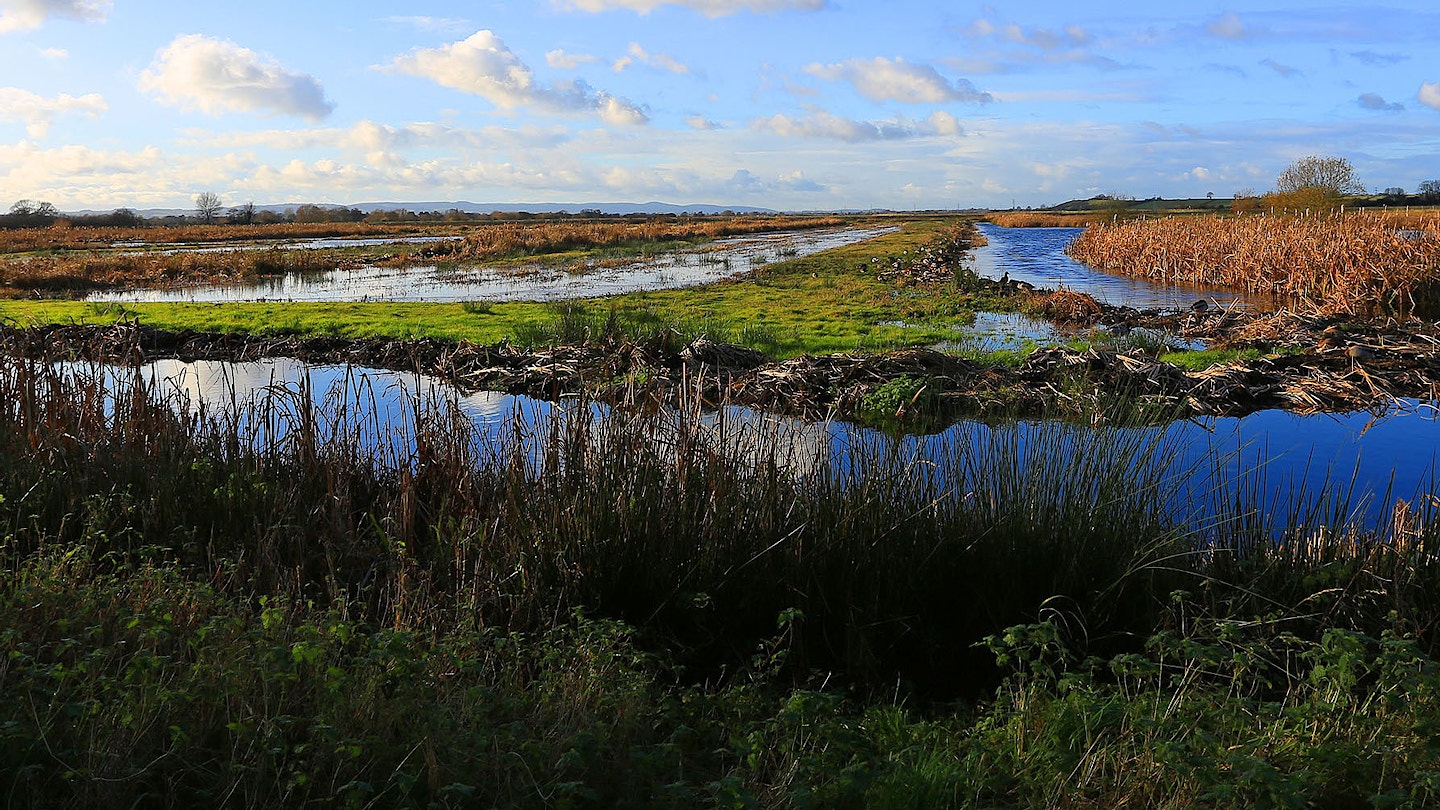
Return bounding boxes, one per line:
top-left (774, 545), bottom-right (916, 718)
top-left (6, 320), bottom-right (1439, 427)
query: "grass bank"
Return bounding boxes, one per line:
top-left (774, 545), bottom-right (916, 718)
top-left (2, 355), bottom-right (1440, 805)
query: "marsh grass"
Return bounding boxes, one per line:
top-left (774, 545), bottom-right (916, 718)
top-left (3, 355), bottom-right (1440, 805)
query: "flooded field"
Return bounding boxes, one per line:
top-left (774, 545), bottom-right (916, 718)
top-left (87, 226), bottom-right (893, 304)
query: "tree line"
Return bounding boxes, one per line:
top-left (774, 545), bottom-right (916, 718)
top-left (0, 195), bottom-right (732, 230)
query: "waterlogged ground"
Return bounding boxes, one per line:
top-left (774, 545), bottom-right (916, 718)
top-left (91, 356), bottom-right (1440, 530)
top-left (88, 226), bottom-right (894, 304)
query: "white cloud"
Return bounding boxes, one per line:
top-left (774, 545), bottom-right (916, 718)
top-left (1420, 82), bottom-right (1440, 112)
top-left (189, 119), bottom-right (572, 155)
top-left (0, 0), bottom-right (108, 33)
top-left (613, 42), bottom-right (690, 74)
top-left (387, 30), bottom-right (647, 124)
top-left (0, 87), bottom-right (105, 137)
top-left (139, 34), bottom-right (334, 122)
top-left (39, 47), bottom-right (67, 59)
top-left (556, 0), bottom-right (825, 16)
top-left (546, 49), bottom-right (598, 69)
top-left (685, 115), bottom-right (719, 130)
top-left (804, 57), bottom-right (991, 104)
top-left (1205, 12), bottom-right (1249, 40)
top-left (754, 109), bottom-right (963, 141)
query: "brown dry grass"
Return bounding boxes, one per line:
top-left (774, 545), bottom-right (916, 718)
top-left (437, 216), bottom-right (845, 261)
top-left (1066, 212), bottom-right (1440, 316)
top-left (0, 249), bottom-right (342, 295)
top-left (0, 222), bottom-right (438, 255)
top-left (986, 211), bottom-right (1118, 228)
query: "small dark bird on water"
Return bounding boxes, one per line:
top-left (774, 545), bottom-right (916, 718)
top-left (1109, 323), bottom-right (1132, 338)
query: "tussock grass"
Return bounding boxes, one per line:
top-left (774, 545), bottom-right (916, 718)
top-left (1067, 212), bottom-right (1440, 316)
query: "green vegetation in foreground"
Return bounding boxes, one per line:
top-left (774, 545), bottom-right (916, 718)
top-left (0, 218), bottom-right (998, 359)
top-left (3, 357), bottom-right (1440, 806)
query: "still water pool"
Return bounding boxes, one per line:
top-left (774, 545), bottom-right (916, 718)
top-left (86, 357), bottom-right (1440, 532)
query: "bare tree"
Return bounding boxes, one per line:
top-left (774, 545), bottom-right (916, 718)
top-left (227, 201), bottom-right (257, 225)
top-left (194, 191), bottom-right (223, 224)
top-left (1419, 180), bottom-right (1440, 203)
top-left (3, 199), bottom-right (59, 228)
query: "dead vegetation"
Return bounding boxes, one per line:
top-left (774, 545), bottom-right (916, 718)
top-left (1066, 212), bottom-right (1440, 317)
top-left (986, 212), bottom-right (1117, 228)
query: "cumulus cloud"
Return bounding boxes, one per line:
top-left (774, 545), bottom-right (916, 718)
top-left (546, 49), bottom-right (598, 69)
top-left (139, 34), bottom-right (334, 122)
top-left (1358, 92), bottom-right (1403, 112)
top-left (387, 30), bottom-right (648, 124)
top-left (754, 109), bottom-right (963, 141)
top-left (804, 57), bottom-right (991, 104)
top-left (1421, 82), bottom-right (1440, 112)
top-left (0, 87), bottom-right (106, 136)
top-left (556, 0), bottom-right (825, 16)
top-left (0, 0), bottom-right (108, 33)
top-left (613, 42), bottom-right (690, 74)
top-left (685, 115), bottom-right (719, 130)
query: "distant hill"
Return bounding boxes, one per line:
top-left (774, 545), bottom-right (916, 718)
top-left (65, 200), bottom-right (781, 218)
top-left (1047, 197), bottom-right (1231, 213)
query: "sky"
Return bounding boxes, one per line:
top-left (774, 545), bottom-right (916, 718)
top-left (1, 0), bottom-right (1438, 212)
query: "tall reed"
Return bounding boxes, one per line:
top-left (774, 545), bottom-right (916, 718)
top-left (1066, 212), bottom-right (1440, 315)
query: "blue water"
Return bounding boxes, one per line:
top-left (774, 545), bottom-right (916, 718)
top-left (77, 357), bottom-right (1440, 532)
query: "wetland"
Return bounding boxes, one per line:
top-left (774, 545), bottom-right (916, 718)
top-left (5, 211), bottom-right (1440, 806)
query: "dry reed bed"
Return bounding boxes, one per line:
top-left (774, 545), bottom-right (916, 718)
top-left (1067, 213), bottom-right (1440, 316)
top-left (986, 211), bottom-right (1116, 228)
top-left (0, 221), bottom-right (439, 254)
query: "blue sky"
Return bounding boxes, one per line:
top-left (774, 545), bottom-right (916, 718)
top-left (1, 0), bottom-right (1437, 211)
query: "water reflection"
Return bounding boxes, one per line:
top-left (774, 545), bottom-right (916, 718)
top-left (90, 226), bottom-right (894, 304)
top-left (972, 223), bottom-right (1251, 310)
top-left (78, 357), bottom-right (1440, 532)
